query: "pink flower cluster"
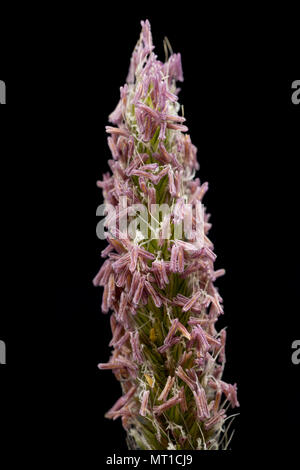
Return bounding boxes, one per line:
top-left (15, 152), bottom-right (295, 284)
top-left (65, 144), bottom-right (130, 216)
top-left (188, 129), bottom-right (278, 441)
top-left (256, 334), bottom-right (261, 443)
top-left (94, 20), bottom-right (239, 450)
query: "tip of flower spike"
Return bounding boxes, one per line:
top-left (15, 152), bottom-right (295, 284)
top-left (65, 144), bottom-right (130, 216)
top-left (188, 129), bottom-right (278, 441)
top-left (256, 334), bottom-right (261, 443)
top-left (126, 19), bottom-right (154, 84)
top-left (141, 19), bottom-right (153, 53)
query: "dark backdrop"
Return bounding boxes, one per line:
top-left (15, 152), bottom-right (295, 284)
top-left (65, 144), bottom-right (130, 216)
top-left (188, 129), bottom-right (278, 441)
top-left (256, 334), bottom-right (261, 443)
top-left (0, 7), bottom-right (299, 463)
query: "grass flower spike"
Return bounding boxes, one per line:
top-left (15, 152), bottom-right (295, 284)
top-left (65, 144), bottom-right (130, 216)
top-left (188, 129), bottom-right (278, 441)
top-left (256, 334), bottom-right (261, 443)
top-left (94, 19), bottom-right (239, 450)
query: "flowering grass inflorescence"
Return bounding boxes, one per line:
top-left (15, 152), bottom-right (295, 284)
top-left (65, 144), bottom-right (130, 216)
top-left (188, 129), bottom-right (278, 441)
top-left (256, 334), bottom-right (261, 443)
top-left (94, 20), bottom-right (239, 450)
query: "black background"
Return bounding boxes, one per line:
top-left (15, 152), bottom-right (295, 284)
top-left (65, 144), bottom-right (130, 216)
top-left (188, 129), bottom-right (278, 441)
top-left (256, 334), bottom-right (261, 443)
top-left (0, 7), bottom-right (299, 464)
